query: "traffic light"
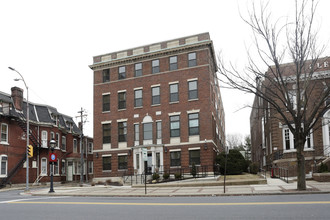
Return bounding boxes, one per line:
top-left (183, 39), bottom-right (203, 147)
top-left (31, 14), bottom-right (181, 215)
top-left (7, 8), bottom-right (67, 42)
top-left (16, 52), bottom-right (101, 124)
top-left (27, 145), bottom-right (33, 158)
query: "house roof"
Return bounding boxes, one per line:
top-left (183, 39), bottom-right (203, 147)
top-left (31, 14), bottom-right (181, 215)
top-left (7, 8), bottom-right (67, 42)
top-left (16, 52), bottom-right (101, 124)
top-left (0, 88), bottom-right (81, 135)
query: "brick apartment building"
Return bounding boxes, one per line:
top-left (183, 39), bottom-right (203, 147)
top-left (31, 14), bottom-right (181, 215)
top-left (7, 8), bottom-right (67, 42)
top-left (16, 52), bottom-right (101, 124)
top-left (250, 57), bottom-right (330, 176)
top-left (0, 87), bottom-right (93, 187)
top-left (89, 33), bottom-right (225, 182)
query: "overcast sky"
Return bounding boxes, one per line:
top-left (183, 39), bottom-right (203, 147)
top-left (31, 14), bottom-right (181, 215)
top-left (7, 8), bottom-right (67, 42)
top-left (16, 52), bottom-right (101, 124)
top-left (1, 0), bottom-right (330, 139)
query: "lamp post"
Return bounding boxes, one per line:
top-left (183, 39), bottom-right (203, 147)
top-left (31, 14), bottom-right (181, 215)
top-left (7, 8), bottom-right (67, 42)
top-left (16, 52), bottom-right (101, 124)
top-left (8, 67), bottom-right (30, 192)
top-left (49, 139), bottom-right (56, 193)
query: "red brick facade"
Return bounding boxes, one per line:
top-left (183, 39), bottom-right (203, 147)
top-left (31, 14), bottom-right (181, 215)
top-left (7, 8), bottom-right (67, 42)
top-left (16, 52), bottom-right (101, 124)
top-left (250, 57), bottom-right (330, 176)
top-left (0, 88), bottom-right (93, 186)
top-left (90, 33), bottom-right (225, 182)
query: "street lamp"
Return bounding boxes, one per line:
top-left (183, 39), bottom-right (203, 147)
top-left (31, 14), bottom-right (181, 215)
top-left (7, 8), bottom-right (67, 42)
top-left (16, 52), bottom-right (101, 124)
top-left (8, 67), bottom-right (30, 192)
top-left (49, 139), bottom-right (56, 193)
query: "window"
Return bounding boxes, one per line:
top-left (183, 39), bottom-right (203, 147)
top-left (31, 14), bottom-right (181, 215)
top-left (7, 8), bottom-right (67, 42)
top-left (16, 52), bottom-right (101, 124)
top-left (41, 158), bottom-right (47, 175)
top-left (152, 86), bottom-right (160, 105)
top-left (136, 154), bottom-right (140, 169)
top-left (118, 92), bottom-right (126, 110)
top-left (283, 126), bottom-right (313, 151)
top-left (103, 123), bottom-right (111, 144)
top-left (188, 52), bottom-right (197, 67)
top-left (118, 155), bottom-right (128, 170)
top-left (88, 142), bottom-right (93, 154)
top-left (188, 113), bottom-right (199, 135)
top-left (134, 89), bottom-right (143, 107)
top-left (102, 94), bottom-right (110, 112)
top-left (61, 136), bottom-right (66, 151)
top-left (152, 60), bottom-right (160, 74)
top-left (188, 80), bottom-right (198, 100)
top-left (156, 121), bottom-right (162, 139)
top-left (135, 63), bottom-right (142, 77)
top-left (61, 160), bottom-right (66, 175)
top-left (103, 69), bottom-right (110, 82)
top-left (189, 150), bottom-right (200, 165)
top-left (143, 123), bottom-right (152, 140)
top-left (1, 123), bottom-right (8, 143)
top-left (170, 115), bottom-right (180, 137)
top-left (88, 161), bottom-right (93, 174)
top-left (102, 156), bottom-right (111, 171)
top-left (118, 66), bottom-right (126, 79)
top-left (134, 124), bottom-right (139, 141)
top-left (50, 132), bottom-right (55, 142)
top-left (118, 122), bottom-right (127, 142)
top-left (54, 159), bottom-right (59, 175)
top-left (170, 151), bottom-right (181, 167)
top-left (169, 56), bottom-right (178, 70)
top-left (73, 139), bottom-right (78, 153)
top-left (0, 155), bottom-right (8, 177)
top-left (41, 130), bottom-right (48, 147)
top-left (169, 83), bottom-right (179, 102)
top-left (56, 133), bottom-right (60, 149)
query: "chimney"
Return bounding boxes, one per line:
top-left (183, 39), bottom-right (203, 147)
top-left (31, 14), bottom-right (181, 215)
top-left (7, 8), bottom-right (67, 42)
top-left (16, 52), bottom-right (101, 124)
top-left (11, 87), bottom-right (24, 111)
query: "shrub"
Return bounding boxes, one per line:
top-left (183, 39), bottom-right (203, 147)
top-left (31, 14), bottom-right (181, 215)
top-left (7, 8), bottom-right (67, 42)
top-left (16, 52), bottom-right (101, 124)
top-left (174, 172), bottom-right (182, 180)
top-left (163, 173), bottom-right (170, 180)
top-left (152, 173), bottom-right (160, 181)
top-left (215, 149), bottom-right (248, 175)
top-left (319, 162), bottom-right (329, 173)
top-left (191, 163), bottom-right (197, 178)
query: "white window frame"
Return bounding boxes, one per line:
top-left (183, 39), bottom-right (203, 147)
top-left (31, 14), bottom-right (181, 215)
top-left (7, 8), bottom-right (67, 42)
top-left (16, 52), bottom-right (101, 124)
top-left (73, 139), bottom-right (78, 153)
top-left (0, 155), bottom-right (8, 177)
top-left (88, 161), bottom-right (93, 174)
top-left (41, 157), bottom-right (47, 176)
top-left (62, 136), bottom-right (66, 151)
top-left (282, 125), bottom-right (313, 152)
top-left (1, 123), bottom-right (8, 144)
top-left (55, 133), bottom-right (60, 149)
top-left (41, 130), bottom-right (48, 148)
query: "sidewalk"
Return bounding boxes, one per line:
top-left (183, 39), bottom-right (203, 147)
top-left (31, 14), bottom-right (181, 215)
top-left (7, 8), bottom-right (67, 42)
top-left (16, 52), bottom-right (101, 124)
top-left (16, 177), bottom-right (330, 197)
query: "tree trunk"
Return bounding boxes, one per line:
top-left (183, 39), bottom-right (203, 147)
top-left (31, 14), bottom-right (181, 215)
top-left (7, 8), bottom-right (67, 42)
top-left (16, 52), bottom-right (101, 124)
top-left (296, 142), bottom-right (306, 190)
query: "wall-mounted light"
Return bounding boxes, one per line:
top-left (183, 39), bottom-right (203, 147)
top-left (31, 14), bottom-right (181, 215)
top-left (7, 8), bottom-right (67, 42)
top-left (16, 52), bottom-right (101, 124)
top-left (95, 152), bottom-right (99, 158)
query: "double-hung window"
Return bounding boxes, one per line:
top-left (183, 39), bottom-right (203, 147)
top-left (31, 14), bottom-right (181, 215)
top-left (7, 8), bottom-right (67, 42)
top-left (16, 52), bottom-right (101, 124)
top-left (156, 121), bottom-right (162, 139)
top-left (41, 158), bottom-right (47, 175)
top-left (169, 56), bottom-right (178, 70)
top-left (189, 149), bottom-right (200, 165)
top-left (118, 92), bottom-right (126, 110)
top-left (118, 66), bottom-right (126, 79)
top-left (170, 151), bottom-right (181, 167)
top-left (103, 123), bottom-right (111, 144)
top-left (152, 86), bottom-right (160, 105)
top-left (188, 113), bottom-right (199, 135)
top-left (102, 94), bottom-right (110, 112)
top-left (0, 155), bottom-right (8, 177)
top-left (152, 60), bottom-right (160, 74)
top-left (1, 123), bottom-right (8, 143)
top-left (102, 156), bottom-right (111, 171)
top-left (134, 124), bottom-right (139, 142)
top-left (103, 69), bottom-right (110, 82)
top-left (143, 123), bottom-right (152, 140)
top-left (135, 63), bottom-right (142, 77)
top-left (169, 83), bottom-right (179, 102)
top-left (188, 80), bottom-right (198, 100)
top-left (118, 155), bottom-right (128, 170)
top-left (61, 136), bottom-right (66, 151)
top-left (118, 122), bottom-right (127, 142)
top-left (134, 89), bottom-right (143, 107)
top-left (188, 52), bottom-right (197, 67)
top-left (41, 130), bottom-right (48, 147)
top-left (170, 115), bottom-right (180, 137)
top-left (73, 139), bottom-right (78, 153)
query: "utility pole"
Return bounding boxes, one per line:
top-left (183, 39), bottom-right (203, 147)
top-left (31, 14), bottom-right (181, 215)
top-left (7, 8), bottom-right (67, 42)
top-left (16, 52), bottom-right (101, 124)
top-left (77, 107), bottom-right (87, 186)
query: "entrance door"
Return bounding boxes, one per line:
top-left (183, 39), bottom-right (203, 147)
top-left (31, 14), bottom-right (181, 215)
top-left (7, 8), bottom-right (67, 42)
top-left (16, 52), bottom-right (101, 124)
top-left (67, 162), bottom-right (73, 181)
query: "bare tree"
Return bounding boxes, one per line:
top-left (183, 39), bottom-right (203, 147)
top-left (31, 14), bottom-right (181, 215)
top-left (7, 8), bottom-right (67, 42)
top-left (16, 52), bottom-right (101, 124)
top-left (227, 133), bottom-right (244, 149)
top-left (218, 0), bottom-right (330, 190)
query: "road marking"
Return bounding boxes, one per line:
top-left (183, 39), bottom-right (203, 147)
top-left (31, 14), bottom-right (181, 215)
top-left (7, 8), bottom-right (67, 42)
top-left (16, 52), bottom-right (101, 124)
top-left (0, 196), bottom-right (70, 204)
top-left (7, 201), bottom-right (330, 206)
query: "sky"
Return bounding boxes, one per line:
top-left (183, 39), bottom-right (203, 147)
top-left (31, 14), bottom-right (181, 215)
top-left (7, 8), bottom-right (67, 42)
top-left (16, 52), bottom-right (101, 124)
top-left (1, 0), bottom-right (330, 140)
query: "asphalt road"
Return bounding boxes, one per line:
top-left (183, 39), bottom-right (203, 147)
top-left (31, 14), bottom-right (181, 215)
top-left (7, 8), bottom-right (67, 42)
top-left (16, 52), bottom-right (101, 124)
top-left (1, 190), bottom-right (330, 220)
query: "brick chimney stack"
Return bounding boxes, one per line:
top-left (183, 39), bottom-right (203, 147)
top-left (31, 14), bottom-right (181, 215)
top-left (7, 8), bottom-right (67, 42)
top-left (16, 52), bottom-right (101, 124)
top-left (11, 87), bottom-right (24, 111)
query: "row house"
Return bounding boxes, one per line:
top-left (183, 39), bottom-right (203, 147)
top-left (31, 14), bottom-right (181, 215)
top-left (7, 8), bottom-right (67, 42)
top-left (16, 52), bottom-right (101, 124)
top-left (89, 33), bottom-right (225, 182)
top-left (250, 57), bottom-right (330, 176)
top-left (0, 87), bottom-right (93, 187)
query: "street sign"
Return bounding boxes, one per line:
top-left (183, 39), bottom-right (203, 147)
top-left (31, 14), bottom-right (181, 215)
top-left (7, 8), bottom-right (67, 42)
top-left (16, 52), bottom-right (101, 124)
top-left (142, 148), bottom-right (148, 161)
top-left (49, 153), bottom-right (57, 162)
